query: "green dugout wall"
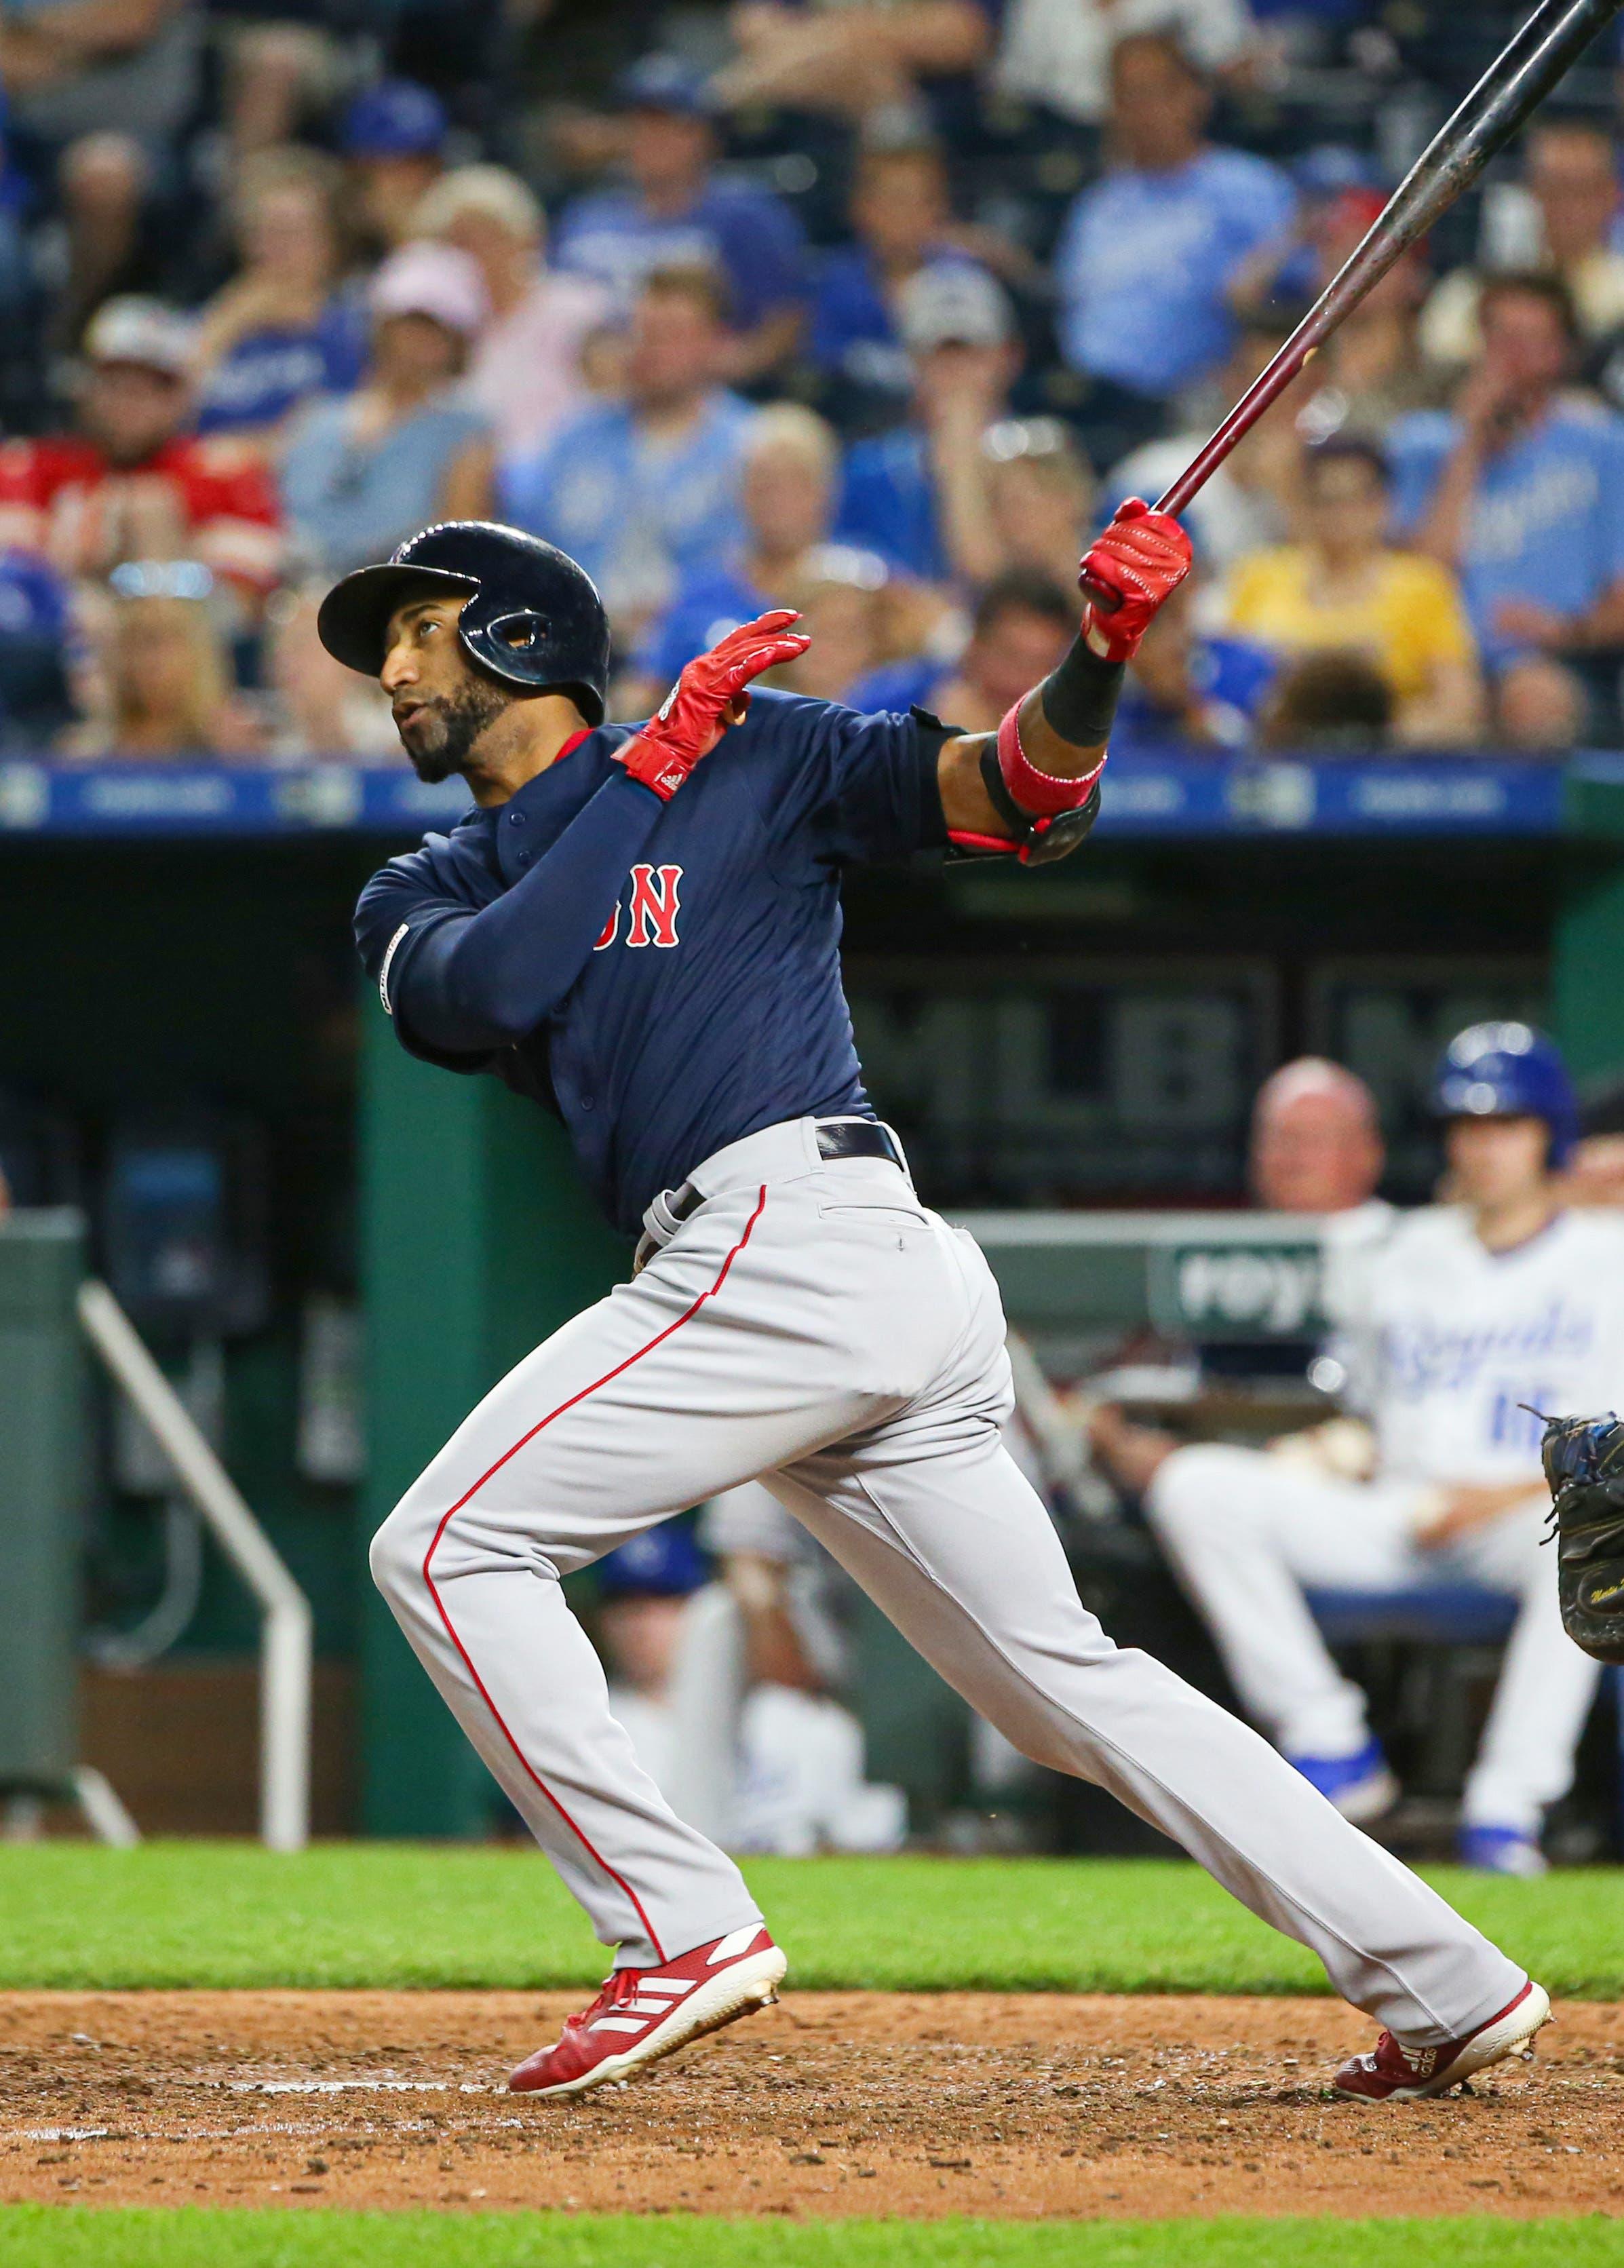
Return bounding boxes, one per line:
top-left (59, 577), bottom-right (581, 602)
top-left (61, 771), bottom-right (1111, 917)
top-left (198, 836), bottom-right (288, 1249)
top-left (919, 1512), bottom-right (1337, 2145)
top-left (358, 1010), bottom-right (623, 1834)
top-left (1555, 772), bottom-right (1624, 1083)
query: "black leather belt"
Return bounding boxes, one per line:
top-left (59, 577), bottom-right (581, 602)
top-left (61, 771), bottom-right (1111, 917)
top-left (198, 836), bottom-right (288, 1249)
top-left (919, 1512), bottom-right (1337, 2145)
top-left (634, 1119), bottom-right (906, 1272)
top-left (815, 1117), bottom-right (904, 1168)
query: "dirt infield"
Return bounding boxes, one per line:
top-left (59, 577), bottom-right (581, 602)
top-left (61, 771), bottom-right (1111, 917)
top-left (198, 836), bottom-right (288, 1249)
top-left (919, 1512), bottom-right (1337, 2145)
top-left (1, 1991), bottom-right (1620, 2220)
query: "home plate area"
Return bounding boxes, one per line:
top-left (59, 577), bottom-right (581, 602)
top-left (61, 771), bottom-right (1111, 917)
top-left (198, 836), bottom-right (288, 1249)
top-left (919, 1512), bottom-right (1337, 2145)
top-left (1, 1991), bottom-right (1621, 2219)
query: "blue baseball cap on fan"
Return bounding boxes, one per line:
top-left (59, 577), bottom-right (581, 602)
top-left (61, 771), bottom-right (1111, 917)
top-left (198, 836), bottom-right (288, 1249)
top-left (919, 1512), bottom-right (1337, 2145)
top-left (596, 1524), bottom-right (709, 1600)
top-left (341, 79), bottom-right (447, 159)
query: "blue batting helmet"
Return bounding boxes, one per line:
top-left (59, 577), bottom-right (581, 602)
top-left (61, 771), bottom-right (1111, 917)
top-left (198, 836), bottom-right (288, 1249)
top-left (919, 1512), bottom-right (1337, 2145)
top-left (1431, 1021), bottom-right (1579, 1166)
top-left (317, 520), bottom-right (613, 725)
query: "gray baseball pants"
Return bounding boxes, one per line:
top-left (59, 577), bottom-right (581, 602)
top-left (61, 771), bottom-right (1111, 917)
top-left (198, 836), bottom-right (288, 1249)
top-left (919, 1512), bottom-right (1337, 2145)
top-left (370, 1116), bottom-right (1526, 2045)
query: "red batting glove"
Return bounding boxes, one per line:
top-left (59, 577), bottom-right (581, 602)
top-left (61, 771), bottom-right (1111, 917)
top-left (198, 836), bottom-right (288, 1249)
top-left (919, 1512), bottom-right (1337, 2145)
top-left (1078, 498), bottom-right (1193, 664)
top-left (615, 609), bottom-right (811, 801)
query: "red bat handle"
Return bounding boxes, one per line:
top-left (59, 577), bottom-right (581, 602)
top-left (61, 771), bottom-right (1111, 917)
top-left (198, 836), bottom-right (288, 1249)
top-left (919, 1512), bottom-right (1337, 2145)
top-left (1079, 315), bottom-right (1331, 613)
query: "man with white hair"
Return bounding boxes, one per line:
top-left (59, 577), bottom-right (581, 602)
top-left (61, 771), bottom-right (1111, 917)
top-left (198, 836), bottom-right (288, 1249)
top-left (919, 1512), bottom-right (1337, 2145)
top-left (1248, 1058), bottom-right (1395, 1331)
top-left (1250, 1056), bottom-right (1386, 1218)
top-left (415, 166), bottom-right (610, 459)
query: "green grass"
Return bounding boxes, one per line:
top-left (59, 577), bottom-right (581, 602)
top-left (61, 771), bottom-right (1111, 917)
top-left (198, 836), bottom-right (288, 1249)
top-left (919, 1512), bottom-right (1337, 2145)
top-left (0, 2216), bottom-right (1619, 2268)
top-left (0, 1845), bottom-right (1620, 1996)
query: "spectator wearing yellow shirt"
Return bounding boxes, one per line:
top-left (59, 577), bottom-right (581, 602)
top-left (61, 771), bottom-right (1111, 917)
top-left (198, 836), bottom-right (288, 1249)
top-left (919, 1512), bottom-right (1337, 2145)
top-left (1226, 439), bottom-right (1486, 748)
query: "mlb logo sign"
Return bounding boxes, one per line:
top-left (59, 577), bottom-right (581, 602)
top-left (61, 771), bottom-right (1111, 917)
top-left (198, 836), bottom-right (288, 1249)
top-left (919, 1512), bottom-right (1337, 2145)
top-left (596, 864), bottom-right (683, 951)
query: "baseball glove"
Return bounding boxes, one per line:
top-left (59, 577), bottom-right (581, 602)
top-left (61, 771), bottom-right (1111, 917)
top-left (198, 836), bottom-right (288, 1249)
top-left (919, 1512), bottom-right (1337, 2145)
top-left (1538, 1411), bottom-right (1624, 1665)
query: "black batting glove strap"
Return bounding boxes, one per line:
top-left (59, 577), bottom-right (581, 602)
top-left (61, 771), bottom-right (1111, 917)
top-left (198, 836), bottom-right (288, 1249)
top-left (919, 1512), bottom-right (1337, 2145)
top-left (1039, 637), bottom-right (1125, 749)
top-left (976, 742), bottom-right (1102, 865)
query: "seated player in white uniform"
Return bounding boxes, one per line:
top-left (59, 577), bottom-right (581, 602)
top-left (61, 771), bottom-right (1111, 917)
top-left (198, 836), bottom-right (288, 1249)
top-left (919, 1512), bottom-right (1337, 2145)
top-left (1091, 1023), bottom-right (1613, 1877)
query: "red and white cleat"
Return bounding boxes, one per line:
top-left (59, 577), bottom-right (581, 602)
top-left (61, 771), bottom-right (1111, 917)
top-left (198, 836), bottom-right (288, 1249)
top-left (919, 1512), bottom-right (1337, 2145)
top-left (508, 1924), bottom-right (787, 2099)
top-left (1332, 1980), bottom-right (1551, 2101)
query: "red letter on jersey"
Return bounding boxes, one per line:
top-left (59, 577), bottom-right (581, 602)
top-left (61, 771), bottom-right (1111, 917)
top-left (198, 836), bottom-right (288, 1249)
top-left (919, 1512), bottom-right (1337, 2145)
top-left (625, 863), bottom-right (683, 948)
top-left (593, 904), bottom-right (619, 950)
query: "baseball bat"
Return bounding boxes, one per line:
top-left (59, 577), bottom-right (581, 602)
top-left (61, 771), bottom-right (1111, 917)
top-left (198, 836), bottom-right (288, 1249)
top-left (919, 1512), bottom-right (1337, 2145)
top-left (1083, 0), bottom-right (1624, 608)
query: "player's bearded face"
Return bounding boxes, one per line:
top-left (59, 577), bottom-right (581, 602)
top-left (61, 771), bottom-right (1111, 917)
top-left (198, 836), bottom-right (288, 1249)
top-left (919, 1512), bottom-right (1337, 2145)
top-left (396, 673), bottom-right (510, 782)
top-left (383, 602), bottom-right (511, 780)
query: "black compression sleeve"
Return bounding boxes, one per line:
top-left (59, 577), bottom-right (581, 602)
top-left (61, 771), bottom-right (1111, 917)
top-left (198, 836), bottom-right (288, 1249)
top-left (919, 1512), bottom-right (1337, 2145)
top-left (1038, 634), bottom-right (1124, 750)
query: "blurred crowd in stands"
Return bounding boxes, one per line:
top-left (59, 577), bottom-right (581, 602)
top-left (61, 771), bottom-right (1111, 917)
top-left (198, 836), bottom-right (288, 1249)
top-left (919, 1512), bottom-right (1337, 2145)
top-left (3, 0), bottom-right (1624, 759)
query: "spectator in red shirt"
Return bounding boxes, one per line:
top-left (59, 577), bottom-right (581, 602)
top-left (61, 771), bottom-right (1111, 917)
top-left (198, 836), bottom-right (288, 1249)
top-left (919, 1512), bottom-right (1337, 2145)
top-left (0, 296), bottom-right (282, 608)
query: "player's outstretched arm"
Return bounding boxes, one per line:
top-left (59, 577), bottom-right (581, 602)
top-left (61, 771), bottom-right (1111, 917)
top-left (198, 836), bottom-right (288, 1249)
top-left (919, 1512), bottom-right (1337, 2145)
top-left (360, 612), bottom-right (809, 1054)
top-left (937, 500), bottom-right (1192, 866)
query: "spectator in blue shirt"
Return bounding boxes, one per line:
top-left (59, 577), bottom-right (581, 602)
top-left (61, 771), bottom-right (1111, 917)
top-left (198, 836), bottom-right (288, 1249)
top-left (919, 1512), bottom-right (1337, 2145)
top-left (809, 140), bottom-right (977, 434)
top-left (834, 262), bottom-right (1021, 585)
top-left (1389, 271), bottom-right (1624, 749)
top-left (193, 148), bottom-right (366, 450)
top-left (500, 264), bottom-right (756, 636)
top-left (1054, 31), bottom-right (1295, 469)
top-left (553, 55), bottom-right (807, 385)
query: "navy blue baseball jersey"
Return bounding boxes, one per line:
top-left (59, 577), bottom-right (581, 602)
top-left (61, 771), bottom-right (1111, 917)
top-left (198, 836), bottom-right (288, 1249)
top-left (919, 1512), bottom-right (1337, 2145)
top-left (353, 691), bottom-right (951, 1236)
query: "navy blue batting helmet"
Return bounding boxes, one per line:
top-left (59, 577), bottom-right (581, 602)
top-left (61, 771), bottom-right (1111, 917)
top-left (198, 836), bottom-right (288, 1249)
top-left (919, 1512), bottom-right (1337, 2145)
top-left (1431, 1020), bottom-right (1579, 1166)
top-left (316, 520), bottom-right (613, 725)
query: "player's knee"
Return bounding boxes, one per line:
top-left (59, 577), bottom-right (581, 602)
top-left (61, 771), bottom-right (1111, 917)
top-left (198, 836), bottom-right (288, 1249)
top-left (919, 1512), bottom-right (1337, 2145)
top-left (1144, 1442), bottom-right (1263, 1536)
top-left (368, 1501), bottom-right (427, 1604)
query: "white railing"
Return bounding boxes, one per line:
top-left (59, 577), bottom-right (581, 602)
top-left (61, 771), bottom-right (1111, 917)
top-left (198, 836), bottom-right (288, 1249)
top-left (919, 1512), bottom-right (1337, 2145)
top-left (76, 1281), bottom-right (313, 1851)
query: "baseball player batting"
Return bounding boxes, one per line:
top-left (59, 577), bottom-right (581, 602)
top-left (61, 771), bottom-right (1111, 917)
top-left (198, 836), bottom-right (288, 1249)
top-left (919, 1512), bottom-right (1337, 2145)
top-left (324, 505), bottom-right (1545, 2106)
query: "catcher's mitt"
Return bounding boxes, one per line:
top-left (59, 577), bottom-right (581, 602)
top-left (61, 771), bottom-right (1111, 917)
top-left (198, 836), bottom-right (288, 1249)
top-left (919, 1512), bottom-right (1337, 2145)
top-left (1538, 1411), bottom-right (1624, 1666)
